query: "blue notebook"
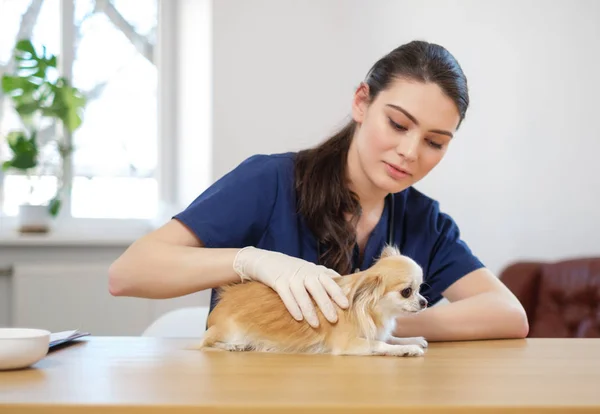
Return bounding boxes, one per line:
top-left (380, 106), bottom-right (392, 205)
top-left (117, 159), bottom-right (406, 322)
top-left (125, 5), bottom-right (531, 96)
top-left (49, 330), bottom-right (90, 349)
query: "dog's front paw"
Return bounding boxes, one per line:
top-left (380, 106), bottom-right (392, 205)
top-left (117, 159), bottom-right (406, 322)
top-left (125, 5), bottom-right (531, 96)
top-left (410, 336), bottom-right (428, 349)
top-left (375, 343), bottom-right (425, 357)
top-left (387, 336), bottom-right (428, 349)
top-left (389, 344), bottom-right (425, 357)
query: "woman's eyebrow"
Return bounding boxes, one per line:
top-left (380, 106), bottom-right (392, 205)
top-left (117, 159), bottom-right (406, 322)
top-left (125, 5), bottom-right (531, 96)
top-left (385, 104), bottom-right (454, 138)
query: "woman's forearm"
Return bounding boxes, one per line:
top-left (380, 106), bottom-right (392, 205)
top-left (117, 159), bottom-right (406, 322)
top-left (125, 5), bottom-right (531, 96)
top-left (393, 292), bottom-right (529, 342)
top-left (108, 239), bottom-right (241, 299)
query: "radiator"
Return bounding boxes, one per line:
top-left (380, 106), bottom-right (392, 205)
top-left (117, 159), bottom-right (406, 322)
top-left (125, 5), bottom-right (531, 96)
top-left (11, 262), bottom-right (210, 336)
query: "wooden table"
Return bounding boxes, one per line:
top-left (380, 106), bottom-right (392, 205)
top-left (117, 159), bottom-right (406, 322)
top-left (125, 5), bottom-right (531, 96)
top-left (1, 337), bottom-right (599, 413)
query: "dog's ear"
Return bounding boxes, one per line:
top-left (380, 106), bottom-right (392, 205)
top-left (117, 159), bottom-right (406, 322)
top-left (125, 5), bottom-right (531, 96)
top-left (379, 244), bottom-right (401, 260)
top-left (350, 273), bottom-right (385, 307)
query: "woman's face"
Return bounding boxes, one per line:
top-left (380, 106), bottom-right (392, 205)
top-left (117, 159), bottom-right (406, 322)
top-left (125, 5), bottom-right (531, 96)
top-left (350, 78), bottom-right (461, 196)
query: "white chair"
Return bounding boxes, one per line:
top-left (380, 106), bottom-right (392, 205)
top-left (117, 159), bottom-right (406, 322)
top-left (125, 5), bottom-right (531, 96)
top-left (142, 306), bottom-right (210, 338)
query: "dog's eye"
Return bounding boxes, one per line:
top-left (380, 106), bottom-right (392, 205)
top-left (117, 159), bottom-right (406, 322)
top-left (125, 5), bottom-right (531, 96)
top-left (401, 288), bottom-right (413, 298)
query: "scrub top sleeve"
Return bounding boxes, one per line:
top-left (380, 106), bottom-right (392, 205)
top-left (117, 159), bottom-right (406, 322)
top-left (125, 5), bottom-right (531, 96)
top-left (173, 154), bottom-right (279, 248)
top-left (425, 201), bottom-right (485, 299)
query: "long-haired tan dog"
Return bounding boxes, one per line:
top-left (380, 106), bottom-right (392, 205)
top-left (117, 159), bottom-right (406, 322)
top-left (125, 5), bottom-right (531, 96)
top-left (197, 245), bottom-right (428, 357)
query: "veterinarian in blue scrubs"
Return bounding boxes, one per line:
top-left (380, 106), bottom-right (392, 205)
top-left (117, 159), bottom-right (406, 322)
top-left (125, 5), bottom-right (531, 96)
top-left (109, 40), bottom-right (528, 342)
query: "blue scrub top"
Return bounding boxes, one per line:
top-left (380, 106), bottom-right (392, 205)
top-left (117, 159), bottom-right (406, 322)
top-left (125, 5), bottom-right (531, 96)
top-left (173, 152), bottom-right (485, 312)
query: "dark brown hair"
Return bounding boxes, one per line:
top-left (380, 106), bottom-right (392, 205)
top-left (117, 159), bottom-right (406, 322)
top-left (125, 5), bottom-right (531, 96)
top-left (294, 40), bottom-right (469, 274)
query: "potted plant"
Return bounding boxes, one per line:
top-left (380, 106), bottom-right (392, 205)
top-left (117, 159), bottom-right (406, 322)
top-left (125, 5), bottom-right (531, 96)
top-left (1, 39), bottom-right (86, 233)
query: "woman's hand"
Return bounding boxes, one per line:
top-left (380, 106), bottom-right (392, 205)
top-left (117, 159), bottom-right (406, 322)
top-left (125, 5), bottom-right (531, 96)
top-left (233, 246), bottom-right (349, 327)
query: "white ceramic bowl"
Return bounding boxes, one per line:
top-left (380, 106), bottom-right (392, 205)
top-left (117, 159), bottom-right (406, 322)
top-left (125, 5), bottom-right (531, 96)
top-left (0, 328), bottom-right (50, 370)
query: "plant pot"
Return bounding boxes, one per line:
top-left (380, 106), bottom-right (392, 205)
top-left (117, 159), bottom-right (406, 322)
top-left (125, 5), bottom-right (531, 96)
top-left (18, 204), bottom-right (51, 234)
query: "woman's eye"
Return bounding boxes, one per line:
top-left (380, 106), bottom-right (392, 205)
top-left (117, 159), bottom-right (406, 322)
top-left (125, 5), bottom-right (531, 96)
top-left (426, 139), bottom-right (443, 150)
top-left (388, 118), bottom-right (407, 132)
top-left (401, 288), bottom-right (413, 298)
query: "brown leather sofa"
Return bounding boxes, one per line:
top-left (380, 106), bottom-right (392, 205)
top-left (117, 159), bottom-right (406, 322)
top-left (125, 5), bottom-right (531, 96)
top-left (500, 257), bottom-right (600, 338)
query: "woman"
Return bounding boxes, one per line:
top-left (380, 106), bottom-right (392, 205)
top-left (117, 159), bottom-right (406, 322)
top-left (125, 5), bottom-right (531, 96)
top-left (109, 40), bottom-right (528, 341)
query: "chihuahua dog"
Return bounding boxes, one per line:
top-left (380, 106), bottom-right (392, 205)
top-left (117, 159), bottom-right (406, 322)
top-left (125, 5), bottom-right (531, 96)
top-left (197, 245), bottom-right (428, 357)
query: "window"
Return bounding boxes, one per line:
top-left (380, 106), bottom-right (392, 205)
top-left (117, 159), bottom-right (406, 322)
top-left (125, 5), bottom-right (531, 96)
top-left (0, 0), bottom-right (162, 223)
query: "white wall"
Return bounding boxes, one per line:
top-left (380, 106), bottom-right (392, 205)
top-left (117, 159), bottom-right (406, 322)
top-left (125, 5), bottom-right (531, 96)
top-left (211, 0), bottom-right (600, 276)
top-left (212, 0), bottom-right (361, 171)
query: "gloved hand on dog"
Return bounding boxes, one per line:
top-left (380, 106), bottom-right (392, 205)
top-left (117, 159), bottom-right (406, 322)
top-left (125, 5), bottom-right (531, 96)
top-left (233, 246), bottom-right (349, 328)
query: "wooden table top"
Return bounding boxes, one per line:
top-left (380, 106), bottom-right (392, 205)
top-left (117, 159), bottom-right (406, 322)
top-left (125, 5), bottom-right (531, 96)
top-left (1, 336), bottom-right (599, 413)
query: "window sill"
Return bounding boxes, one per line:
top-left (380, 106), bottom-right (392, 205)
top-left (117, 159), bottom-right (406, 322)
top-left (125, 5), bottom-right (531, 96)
top-left (0, 218), bottom-right (156, 247)
top-left (0, 230), bottom-right (143, 247)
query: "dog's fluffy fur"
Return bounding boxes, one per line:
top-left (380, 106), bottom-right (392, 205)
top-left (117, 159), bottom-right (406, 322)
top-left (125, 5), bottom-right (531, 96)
top-left (197, 245), bottom-right (428, 357)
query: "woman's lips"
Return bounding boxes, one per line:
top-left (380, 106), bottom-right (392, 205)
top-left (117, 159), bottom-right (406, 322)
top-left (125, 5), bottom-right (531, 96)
top-left (384, 162), bottom-right (412, 180)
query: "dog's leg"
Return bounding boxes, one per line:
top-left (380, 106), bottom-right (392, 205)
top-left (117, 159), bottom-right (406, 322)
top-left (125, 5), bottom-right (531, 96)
top-left (188, 326), bottom-right (223, 350)
top-left (185, 326), bottom-right (222, 350)
top-left (333, 337), bottom-right (424, 357)
top-left (193, 325), bottom-right (253, 352)
top-left (212, 342), bottom-right (251, 352)
top-left (331, 337), bottom-right (371, 356)
top-left (386, 336), bottom-right (428, 348)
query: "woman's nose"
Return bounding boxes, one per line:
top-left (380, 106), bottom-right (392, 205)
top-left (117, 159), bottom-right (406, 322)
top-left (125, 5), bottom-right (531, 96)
top-left (396, 133), bottom-right (419, 162)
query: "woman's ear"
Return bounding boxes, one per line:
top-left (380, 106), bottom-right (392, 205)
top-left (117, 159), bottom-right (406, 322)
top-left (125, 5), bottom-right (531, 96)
top-left (351, 82), bottom-right (370, 124)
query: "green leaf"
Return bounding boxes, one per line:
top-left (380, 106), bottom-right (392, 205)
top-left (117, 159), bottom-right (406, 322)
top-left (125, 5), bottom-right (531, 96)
top-left (10, 154), bottom-right (36, 170)
top-left (7, 153), bottom-right (36, 170)
top-left (48, 197), bottom-right (61, 217)
top-left (46, 79), bottom-right (86, 132)
top-left (3, 39), bottom-right (87, 161)
top-left (6, 130), bottom-right (26, 149)
top-left (2, 161), bottom-right (12, 171)
top-left (1, 40), bottom-right (53, 122)
top-left (4, 130), bottom-right (38, 171)
top-left (2, 76), bottom-right (34, 94)
top-left (13, 39), bottom-right (56, 83)
top-left (15, 39), bottom-right (36, 56)
top-left (2, 75), bottom-right (23, 93)
top-left (15, 101), bottom-right (39, 116)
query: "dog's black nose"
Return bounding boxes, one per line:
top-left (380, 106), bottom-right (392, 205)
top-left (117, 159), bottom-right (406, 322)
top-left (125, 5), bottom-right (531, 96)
top-left (419, 298), bottom-right (428, 309)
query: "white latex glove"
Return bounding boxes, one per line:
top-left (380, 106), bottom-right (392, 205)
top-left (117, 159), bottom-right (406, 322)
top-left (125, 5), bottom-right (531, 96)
top-left (233, 246), bottom-right (349, 328)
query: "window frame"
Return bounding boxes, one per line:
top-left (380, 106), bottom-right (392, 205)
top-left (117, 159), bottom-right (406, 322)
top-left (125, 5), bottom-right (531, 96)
top-left (0, 0), bottom-right (176, 239)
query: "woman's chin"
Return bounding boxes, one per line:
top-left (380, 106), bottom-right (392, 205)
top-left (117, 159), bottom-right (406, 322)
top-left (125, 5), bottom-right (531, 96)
top-left (374, 173), bottom-right (412, 194)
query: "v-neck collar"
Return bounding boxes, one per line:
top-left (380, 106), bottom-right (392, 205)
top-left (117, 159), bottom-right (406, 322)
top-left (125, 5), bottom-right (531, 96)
top-left (351, 198), bottom-right (390, 272)
top-left (302, 195), bottom-right (392, 273)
